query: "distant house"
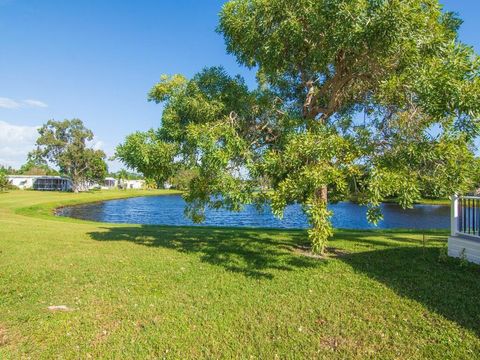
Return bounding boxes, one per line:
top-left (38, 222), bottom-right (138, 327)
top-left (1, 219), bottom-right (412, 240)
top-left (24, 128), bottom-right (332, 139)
top-left (7, 175), bottom-right (72, 191)
top-left (88, 178), bottom-right (146, 190)
top-left (102, 177), bottom-right (117, 189)
top-left (122, 179), bottom-right (145, 189)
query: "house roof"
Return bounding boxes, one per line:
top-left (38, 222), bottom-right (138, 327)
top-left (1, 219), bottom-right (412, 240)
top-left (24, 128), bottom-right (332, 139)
top-left (7, 175), bottom-right (71, 180)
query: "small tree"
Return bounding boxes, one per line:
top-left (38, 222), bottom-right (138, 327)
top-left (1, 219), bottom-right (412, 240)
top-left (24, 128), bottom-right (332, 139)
top-left (144, 178), bottom-right (158, 190)
top-left (0, 172), bottom-right (9, 191)
top-left (30, 119), bottom-right (108, 192)
top-left (115, 169), bottom-right (129, 189)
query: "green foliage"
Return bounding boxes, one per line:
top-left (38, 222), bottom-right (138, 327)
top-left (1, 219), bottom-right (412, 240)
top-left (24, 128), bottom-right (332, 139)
top-left (109, 169), bottom-right (145, 190)
top-left (30, 119), bottom-right (108, 192)
top-left (144, 178), bottom-right (158, 190)
top-left (438, 244), bottom-right (448, 263)
top-left (459, 248), bottom-right (469, 268)
top-left (0, 172), bottom-right (9, 191)
top-left (116, 169), bottom-right (129, 181)
top-left (305, 196), bottom-right (333, 254)
top-left (0, 165), bottom-right (17, 175)
top-left (118, 1), bottom-right (480, 253)
top-left (0, 168), bottom-right (18, 191)
top-left (109, 170), bottom-right (144, 181)
top-left (148, 74), bottom-right (187, 103)
top-left (18, 160), bottom-right (59, 176)
top-left (168, 168), bottom-right (198, 191)
top-left (115, 130), bottom-right (177, 185)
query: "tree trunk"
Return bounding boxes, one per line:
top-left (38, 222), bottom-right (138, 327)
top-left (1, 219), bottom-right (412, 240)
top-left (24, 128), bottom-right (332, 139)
top-left (315, 186), bottom-right (328, 204)
top-left (72, 177), bottom-right (80, 193)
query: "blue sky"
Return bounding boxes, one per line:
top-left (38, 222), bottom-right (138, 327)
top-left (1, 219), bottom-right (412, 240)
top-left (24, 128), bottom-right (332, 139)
top-left (0, 0), bottom-right (478, 170)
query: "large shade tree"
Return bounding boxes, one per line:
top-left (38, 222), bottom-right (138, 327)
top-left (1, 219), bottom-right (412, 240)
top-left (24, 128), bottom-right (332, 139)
top-left (31, 119), bottom-right (108, 192)
top-left (117, 0), bottom-right (480, 253)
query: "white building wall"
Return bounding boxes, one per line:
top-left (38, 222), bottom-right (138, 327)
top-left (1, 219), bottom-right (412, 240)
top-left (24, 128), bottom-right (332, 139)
top-left (7, 175), bottom-right (72, 191)
top-left (448, 236), bottom-right (480, 264)
top-left (7, 176), bottom-right (34, 189)
top-left (103, 178), bottom-right (118, 189)
top-left (8, 175), bottom-right (145, 191)
top-left (124, 180), bottom-right (145, 189)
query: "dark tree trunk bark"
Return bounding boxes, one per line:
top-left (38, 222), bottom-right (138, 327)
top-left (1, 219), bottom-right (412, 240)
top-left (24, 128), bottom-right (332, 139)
top-left (315, 186), bottom-right (328, 203)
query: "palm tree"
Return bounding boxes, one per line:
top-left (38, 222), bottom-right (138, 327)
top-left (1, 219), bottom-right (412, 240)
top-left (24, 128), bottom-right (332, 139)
top-left (116, 169), bottom-right (129, 190)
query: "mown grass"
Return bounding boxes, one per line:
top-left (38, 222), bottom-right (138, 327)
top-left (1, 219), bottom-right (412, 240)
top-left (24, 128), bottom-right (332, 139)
top-left (0, 190), bottom-right (479, 359)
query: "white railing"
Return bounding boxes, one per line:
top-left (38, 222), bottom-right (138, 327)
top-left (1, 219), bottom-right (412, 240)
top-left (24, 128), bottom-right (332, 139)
top-left (451, 195), bottom-right (480, 239)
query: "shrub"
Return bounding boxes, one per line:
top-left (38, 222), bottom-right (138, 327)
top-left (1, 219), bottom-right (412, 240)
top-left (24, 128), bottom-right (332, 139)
top-left (0, 172), bottom-right (10, 191)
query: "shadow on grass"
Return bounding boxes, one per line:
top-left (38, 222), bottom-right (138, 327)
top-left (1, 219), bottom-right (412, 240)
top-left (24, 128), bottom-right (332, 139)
top-left (340, 245), bottom-right (480, 336)
top-left (335, 230), bottom-right (480, 335)
top-left (88, 226), bottom-right (318, 279)
top-left (88, 226), bottom-right (480, 334)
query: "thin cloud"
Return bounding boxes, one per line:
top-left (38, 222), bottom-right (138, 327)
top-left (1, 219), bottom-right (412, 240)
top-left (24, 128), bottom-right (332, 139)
top-left (23, 99), bottom-right (48, 108)
top-left (92, 140), bottom-right (104, 150)
top-left (0, 97), bottom-right (21, 109)
top-left (0, 97), bottom-right (48, 109)
top-left (0, 121), bottom-right (39, 168)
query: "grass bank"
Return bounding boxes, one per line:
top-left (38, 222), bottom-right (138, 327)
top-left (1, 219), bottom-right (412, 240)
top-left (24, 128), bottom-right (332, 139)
top-left (382, 197), bottom-right (451, 206)
top-left (0, 190), bottom-right (478, 359)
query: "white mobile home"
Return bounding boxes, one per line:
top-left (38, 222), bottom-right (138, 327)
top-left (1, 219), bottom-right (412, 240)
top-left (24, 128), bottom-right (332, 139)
top-left (89, 178), bottom-right (146, 190)
top-left (7, 175), bottom-right (72, 191)
top-left (122, 179), bottom-right (145, 189)
top-left (103, 177), bottom-right (117, 189)
top-left (89, 177), bottom-right (117, 190)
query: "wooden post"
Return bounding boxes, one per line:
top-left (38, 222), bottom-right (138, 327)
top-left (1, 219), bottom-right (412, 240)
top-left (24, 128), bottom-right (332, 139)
top-left (451, 194), bottom-right (459, 237)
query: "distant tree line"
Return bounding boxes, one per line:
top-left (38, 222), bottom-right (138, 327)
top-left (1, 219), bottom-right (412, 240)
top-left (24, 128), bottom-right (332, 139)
top-left (108, 169), bottom-right (144, 181)
top-left (0, 161), bottom-right (59, 176)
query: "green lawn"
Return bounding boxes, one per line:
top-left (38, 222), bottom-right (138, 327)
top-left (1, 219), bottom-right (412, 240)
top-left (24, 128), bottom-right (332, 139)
top-left (0, 190), bottom-right (478, 359)
top-left (382, 197), bottom-right (451, 206)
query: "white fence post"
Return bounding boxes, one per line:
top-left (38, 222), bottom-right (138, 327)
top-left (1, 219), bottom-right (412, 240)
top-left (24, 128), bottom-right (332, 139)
top-left (451, 194), bottom-right (459, 237)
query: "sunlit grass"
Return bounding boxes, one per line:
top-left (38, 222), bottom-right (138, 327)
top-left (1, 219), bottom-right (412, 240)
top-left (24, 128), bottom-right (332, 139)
top-left (0, 190), bottom-right (478, 358)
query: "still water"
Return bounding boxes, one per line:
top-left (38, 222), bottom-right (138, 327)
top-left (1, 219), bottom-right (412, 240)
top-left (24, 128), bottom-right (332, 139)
top-left (57, 195), bottom-right (450, 230)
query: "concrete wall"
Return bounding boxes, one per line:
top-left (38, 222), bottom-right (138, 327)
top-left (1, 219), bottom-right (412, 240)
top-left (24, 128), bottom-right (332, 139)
top-left (448, 236), bottom-right (480, 264)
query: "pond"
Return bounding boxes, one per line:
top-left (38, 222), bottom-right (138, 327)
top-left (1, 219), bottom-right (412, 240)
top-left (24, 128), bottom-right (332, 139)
top-left (57, 195), bottom-right (450, 230)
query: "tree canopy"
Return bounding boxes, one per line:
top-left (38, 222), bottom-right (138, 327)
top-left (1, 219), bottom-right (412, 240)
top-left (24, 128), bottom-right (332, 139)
top-left (30, 119), bottom-right (108, 192)
top-left (18, 160), bottom-right (59, 176)
top-left (117, 0), bottom-right (480, 253)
